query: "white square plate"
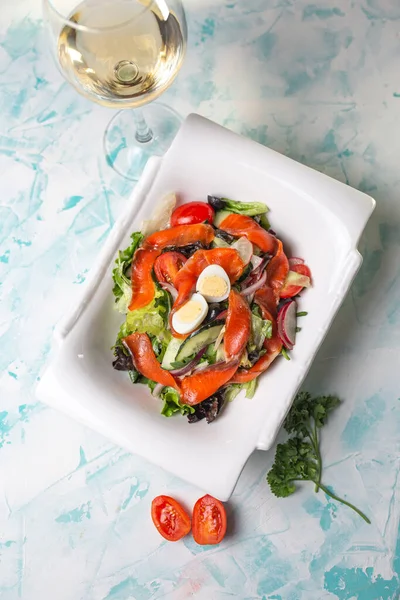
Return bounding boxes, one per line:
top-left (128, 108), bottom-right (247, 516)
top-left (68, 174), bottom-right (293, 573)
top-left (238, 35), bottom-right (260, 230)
top-left (36, 114), bottom-right (375, 500)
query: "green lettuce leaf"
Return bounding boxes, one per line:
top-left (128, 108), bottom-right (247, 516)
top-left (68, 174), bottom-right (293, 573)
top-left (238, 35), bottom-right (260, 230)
top-left (224, 379), bottom-right (258, 402)
top-left (112, 232), bottom-right (144, 313)
top-left (248, 314), bottom-right (272, 352)
top-left (160, 387), bottom-right (195, 417)
top-left (222, 198), bottom-right (269, 217)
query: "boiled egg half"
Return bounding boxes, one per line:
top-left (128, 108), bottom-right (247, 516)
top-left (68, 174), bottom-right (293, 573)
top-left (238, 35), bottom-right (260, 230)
top-left (172, 292), bottom-right (208, 335)
top-left (196, 265), bottom-right (231, 303)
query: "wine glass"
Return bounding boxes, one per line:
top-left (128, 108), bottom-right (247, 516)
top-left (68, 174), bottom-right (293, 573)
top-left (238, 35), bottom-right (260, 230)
top-left (43, 0), bottom-right (187, 180)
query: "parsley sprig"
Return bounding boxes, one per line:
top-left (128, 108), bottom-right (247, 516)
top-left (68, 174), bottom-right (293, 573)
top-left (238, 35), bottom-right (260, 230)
top-left (267, 392), bottom-right (371, 524)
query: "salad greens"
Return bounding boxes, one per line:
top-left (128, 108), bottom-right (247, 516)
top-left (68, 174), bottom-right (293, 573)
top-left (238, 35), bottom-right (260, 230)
top-left (208, 195), bottom-right (269, 217)
top-left (112, 195), bottom-right (312, 424)
top-left (267, 391), bottom-right (371, 523)
top-left (160, 387), bottom-right (195, 417)
top-left (112, 232), bottom-right (144, 313)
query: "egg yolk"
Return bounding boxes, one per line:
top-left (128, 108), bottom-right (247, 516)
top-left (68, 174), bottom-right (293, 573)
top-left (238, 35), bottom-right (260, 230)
top-left (198, 275), bottom-right (228, 298)
top-left (175, 299), bottom-right (204, 323)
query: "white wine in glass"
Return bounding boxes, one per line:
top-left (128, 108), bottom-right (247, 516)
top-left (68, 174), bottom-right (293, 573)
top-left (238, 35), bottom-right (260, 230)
top-left (44, 0), bottom-right (187, 180)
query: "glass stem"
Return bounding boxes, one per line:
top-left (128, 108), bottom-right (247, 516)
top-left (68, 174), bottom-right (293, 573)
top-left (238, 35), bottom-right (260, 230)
top-left (133, 108), bottom-right (153, 144)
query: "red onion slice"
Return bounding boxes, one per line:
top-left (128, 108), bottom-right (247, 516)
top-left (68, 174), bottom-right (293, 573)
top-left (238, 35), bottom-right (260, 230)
top-left (241, 270), bottom-right (267, 297)
top-left (160, 282), bottom-right (178, 301)
top-left (169, 347), bottom-right (207, 376)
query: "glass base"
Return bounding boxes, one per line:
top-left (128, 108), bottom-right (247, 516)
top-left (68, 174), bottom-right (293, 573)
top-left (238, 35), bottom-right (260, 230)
top-left (104, 103), bottom-right (183, 181)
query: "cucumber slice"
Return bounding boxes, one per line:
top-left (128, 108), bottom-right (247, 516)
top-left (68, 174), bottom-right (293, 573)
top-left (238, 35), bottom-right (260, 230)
top-left (213, 210), bottom-right (233, 227)
top-left (176, 320), bottom-right (225, 363)
top-left (161, 337), bottom-right (183, 370)
top-left (212, 237), bottom-right (230, 249)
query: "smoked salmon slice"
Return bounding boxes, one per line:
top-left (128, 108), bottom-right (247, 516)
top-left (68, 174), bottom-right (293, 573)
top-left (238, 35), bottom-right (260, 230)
top-left (128, 248), bottom-right (160, 312)
top-left (266, 239), bottom-right (289, 298)
top-left (179, 359), bottom-right (240, 405)
top-left (218, 213), bottom-right (277, 254)
top-left (123, 333), bottom-right (178, 390)
top-left (170, 248), bottom-right (246, 337)
top-left (143, 223), bottom-right (214, 250)
top-left (224, 290), bottom-right (252, 360)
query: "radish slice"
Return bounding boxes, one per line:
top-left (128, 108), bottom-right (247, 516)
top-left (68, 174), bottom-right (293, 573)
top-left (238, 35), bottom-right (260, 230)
top-left (289, 257), bottom-right (305, 267)
top-left (232, 237), bottom-right (253, 264)
top-left (277, 301), bottom-right (297, 350)
top-left (282, 300), bottom-right (297, 346)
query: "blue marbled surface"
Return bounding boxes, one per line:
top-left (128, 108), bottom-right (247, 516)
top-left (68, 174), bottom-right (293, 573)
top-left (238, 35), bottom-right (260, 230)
top-left (1, 0), bottom-right (400, 598)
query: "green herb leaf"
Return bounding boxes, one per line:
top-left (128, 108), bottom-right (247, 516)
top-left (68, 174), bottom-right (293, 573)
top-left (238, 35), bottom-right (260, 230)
top-left (281, 347), bottom-right (291, 361)
top-left (267, 391), bottom-right (370, 523)
top-left (296, 311), bottom-right (308, 317)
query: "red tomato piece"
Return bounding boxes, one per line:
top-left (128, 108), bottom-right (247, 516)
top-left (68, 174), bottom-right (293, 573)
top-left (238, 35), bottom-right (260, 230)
top-left (151, 495), bottom-right (191, 542)
top-left (154, 251), bottom-right (187, 286)
top-left (170, 202), bottom-right (215, 227)
top-left (280, 263), bottom-right (312, 299)
top-left (192, 495), bottom-right (227, 545)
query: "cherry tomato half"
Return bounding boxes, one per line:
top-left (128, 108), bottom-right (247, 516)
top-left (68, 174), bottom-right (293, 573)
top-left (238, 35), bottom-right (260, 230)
top-left (151, 495), bottom-right (191, 542)
top-left (170, 202), bottom-right (215, 227)
top-left (192, 494), bottom-right (227, 545)
top-left (280, 263), bottom-right (312, 299)
top-left (154, 251), bottom-right (187, 286)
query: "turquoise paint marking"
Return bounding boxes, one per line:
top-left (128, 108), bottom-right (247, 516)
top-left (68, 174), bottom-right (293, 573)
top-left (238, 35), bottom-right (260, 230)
top-left (103, 577), bottom-right (152, 600)
top-left (241, 124), bottom-right (268, 146)
top-left (55, 502), bottom-right (92, 524)
top-left (257, 560), bottom-right (293, 595)
top-left (341, 393), bottom-right (385, 450)
top-left (379, 223), bottom-right (400, 251)
top-left (321, 129), bottom-right (337, 153)
top-left (78, 446), bottom-right (87, 467)
top-left (200, 18), bottom-right (215, 42)
top-left (37, 110), bottom-right (57, 123)
top-left (394, 93), bottom-right (400, 98)
top-left (324, 565), bottom-right (399, 599)
top-left (0, 250), bottom-right (10, 263)
top-left (11, 88), bottom-right (28, 119)
top-left (61, 195), bottom-right (84, 211)
top-left (121, 481), bottom-right (140, 510)
top-left (0, 412), bottom-right (11, 448)
top-left (8, 371), bottom-right (17, 380)
top-left (253, 32), bottom-right (277, 60)
top-left (0, 17), bottom-right (39, 59)
top-left (0, 207), bottom-right (19, 245)
top-left (303, 496), bottom-right (337, 531)
top-left (0, 540), bottom-right (16, 549)
top-left (303, 5), bottom-right (345, 19)
top-left (12, 238), bottom-right (32, 247)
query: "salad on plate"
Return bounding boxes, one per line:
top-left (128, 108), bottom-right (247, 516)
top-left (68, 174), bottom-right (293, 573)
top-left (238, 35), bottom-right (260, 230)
top-left (112, 195), bottom-right (312, 424)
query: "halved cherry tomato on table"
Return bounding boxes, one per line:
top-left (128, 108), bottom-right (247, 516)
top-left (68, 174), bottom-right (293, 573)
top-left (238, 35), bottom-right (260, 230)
top-left (151, 495), bottom-right (191, 542)
top-left (170, 202), bottom-right (215, 227)
top-left (154, 251), bottom-right (187, 286)
top-left (280, 263), bottom-right (312, 299)
top-left (192, 494), bottom-right (227, 545)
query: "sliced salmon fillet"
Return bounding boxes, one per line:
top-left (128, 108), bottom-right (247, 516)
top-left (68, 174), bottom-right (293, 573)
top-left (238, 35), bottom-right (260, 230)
top-left (128, 248), bottom-right (160, 312)
top-left (224, 290), bottom-right (252, 360)
top-left (123, 333), bottom-right (178, 389)
top-left (143, 223), bottom-right (214, 250)
top-left (179, 359), bottom-right (240, 405)
top-left (218, 213), bottom-right (277, 254)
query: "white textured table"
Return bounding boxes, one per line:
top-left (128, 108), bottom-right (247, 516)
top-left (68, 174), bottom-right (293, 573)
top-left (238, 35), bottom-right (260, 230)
top-left (0, 1), bottom-right (399, 598)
